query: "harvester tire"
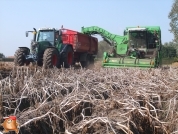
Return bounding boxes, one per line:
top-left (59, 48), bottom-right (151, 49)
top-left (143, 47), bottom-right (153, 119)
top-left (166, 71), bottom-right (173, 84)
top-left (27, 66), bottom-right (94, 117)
top-left (14, 48), bottom-right (30, 66)
top-left (62, 46), bottom-right (74, 68)
top-left (43, 48), bottom-right (59, 69)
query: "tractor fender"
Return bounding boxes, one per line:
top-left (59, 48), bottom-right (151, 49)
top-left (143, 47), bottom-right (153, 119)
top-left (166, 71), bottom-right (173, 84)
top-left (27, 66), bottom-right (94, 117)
top-left (60, 44), bottom-right (73, 54)
top-left (18, 47), bottom-right (30, 53)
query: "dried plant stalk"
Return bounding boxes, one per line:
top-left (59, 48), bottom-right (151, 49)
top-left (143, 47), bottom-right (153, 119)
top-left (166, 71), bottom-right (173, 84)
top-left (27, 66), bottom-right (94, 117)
top-left (0, 65), bottom-right (177, 134)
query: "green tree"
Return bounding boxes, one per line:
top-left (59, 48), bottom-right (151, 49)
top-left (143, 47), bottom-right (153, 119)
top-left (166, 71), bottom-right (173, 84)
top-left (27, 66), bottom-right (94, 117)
top-left (168, 0), bottom-right (178, 42)
top-left (0, 53), bottom-right (5, 58)
top-left (162, 43), bottom-right (177, 58)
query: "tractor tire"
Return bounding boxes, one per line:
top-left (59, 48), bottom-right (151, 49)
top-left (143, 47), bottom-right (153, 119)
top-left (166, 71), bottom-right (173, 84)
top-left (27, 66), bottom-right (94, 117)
top-left (62, 46), bottom-right (74, 68)
top-left (14, 48), bottom-right (30, 66)
top-left (43, 48), bottom-right (60, 69)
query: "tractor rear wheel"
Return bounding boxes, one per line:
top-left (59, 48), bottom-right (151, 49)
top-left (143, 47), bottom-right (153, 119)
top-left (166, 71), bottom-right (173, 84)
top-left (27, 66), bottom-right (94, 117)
top-left (43, 48), bottom-right (59, 69)
top-left (62, 46), bottom-right (74, 68)
top-left (14, 48), bottom-right (30, 66)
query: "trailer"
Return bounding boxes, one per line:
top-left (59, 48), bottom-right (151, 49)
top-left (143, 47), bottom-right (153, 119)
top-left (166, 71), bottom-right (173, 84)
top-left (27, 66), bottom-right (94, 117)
top-left (61, 28), bottom-right (98, 67)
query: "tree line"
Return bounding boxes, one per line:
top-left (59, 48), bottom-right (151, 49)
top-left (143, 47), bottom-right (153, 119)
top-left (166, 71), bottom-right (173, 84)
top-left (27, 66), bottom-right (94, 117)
top-left (0, 42), bottom-right (177, 59)
top-left (96, 41), bottom-right (178, 58)
top-left (0, 53), bottom-right (5, 58)
top-left (161, 43), bottom-right (177, 58)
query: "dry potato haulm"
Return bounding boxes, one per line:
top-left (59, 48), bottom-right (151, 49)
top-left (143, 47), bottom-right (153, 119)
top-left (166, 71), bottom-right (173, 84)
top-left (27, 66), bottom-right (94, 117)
top-left (0, 63), bottom-right (178, 134)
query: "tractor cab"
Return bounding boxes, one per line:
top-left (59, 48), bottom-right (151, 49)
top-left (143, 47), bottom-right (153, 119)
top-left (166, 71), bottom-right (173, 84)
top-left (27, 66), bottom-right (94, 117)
top-left (128, 28), bottom-right (147, 49)
top-left (25, 28), bottom-right (61, 45)
top-left (36, 29), bottom-right (55, 45)
top-left (25, 28), bottom-right (63, 54)
top-left (124, 26), bottom-right (161, 59)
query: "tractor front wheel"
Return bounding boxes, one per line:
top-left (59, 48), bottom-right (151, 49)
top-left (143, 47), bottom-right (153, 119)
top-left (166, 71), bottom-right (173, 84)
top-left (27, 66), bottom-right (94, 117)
top-left (43, 48), bottom-right (59, 69)
top-left (14, 48), bottom-right (30, 66)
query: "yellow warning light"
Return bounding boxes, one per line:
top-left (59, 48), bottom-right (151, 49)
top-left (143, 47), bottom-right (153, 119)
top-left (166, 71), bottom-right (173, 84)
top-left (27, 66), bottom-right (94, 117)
top-left (33, 31), bottom-right (37, 34)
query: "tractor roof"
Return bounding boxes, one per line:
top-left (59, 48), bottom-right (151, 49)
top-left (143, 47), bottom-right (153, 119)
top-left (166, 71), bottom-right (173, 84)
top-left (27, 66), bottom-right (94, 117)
top-left (125, 26), bottom-right (161, 32)
top-left (38, 27), bottom-right (58, 31)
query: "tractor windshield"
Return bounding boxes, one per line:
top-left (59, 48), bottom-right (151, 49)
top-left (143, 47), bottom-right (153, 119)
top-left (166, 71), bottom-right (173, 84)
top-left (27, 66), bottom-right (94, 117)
top-left (129, 31), bottom-right (147, 49)
top-left (37, 30), bottom-right (54, 44)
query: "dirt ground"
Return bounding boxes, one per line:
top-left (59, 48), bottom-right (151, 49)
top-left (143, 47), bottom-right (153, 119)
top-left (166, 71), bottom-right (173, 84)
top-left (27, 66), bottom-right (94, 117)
top-left (0, 61), bottom-right (178, 133)
top-left (1, 60), bottom-right (178, 69)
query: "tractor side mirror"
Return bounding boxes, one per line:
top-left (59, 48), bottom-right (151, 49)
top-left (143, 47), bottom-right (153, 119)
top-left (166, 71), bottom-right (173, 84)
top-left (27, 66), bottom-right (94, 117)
top-left (25, 31), bottom-right (28, 37)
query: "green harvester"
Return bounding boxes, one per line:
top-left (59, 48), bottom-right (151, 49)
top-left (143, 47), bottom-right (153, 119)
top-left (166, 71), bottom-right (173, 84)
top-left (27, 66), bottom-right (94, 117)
top-left (81, 26), bottom-right (162, 68)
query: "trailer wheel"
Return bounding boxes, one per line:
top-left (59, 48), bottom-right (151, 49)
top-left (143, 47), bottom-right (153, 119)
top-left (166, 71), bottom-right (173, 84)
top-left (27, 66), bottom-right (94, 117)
top-left (62, 46), bottom-right (74, 68)
top-left (43, 48), bottom-right (59, 69)
top-left (81, 55), bottom-right (92, 68)
top-left (90, 56), bottom-right (95, 65)
top-left (14, 48), bottom-right (30, 66)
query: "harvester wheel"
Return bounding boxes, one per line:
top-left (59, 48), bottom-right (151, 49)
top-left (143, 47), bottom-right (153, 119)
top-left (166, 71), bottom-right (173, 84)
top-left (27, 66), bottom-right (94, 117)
top-left (14, 48), bottom-right (30, 66)
top-left (43, 48), bottom-right (59, 69)
top-left (62, 46), bottom-right (74, 68)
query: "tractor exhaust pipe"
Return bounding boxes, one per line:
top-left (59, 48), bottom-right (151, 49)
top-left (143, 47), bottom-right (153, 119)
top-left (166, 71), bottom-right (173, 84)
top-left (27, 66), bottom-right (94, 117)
top-left (33, 28), bottom-right (37, 42)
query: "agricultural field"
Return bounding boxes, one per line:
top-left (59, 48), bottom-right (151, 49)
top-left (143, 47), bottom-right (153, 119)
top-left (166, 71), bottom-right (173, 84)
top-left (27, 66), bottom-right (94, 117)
top-left (0, 61), bottom-right (178, 134)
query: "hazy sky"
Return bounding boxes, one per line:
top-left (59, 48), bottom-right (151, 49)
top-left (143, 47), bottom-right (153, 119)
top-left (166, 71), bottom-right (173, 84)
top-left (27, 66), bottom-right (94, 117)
top-left (0, 0), bottom-right (174, 56)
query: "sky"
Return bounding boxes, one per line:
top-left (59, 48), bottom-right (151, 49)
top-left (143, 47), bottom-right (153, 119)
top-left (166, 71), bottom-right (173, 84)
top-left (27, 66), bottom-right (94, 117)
top-left (0, 0), bottom-right (175, 56)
